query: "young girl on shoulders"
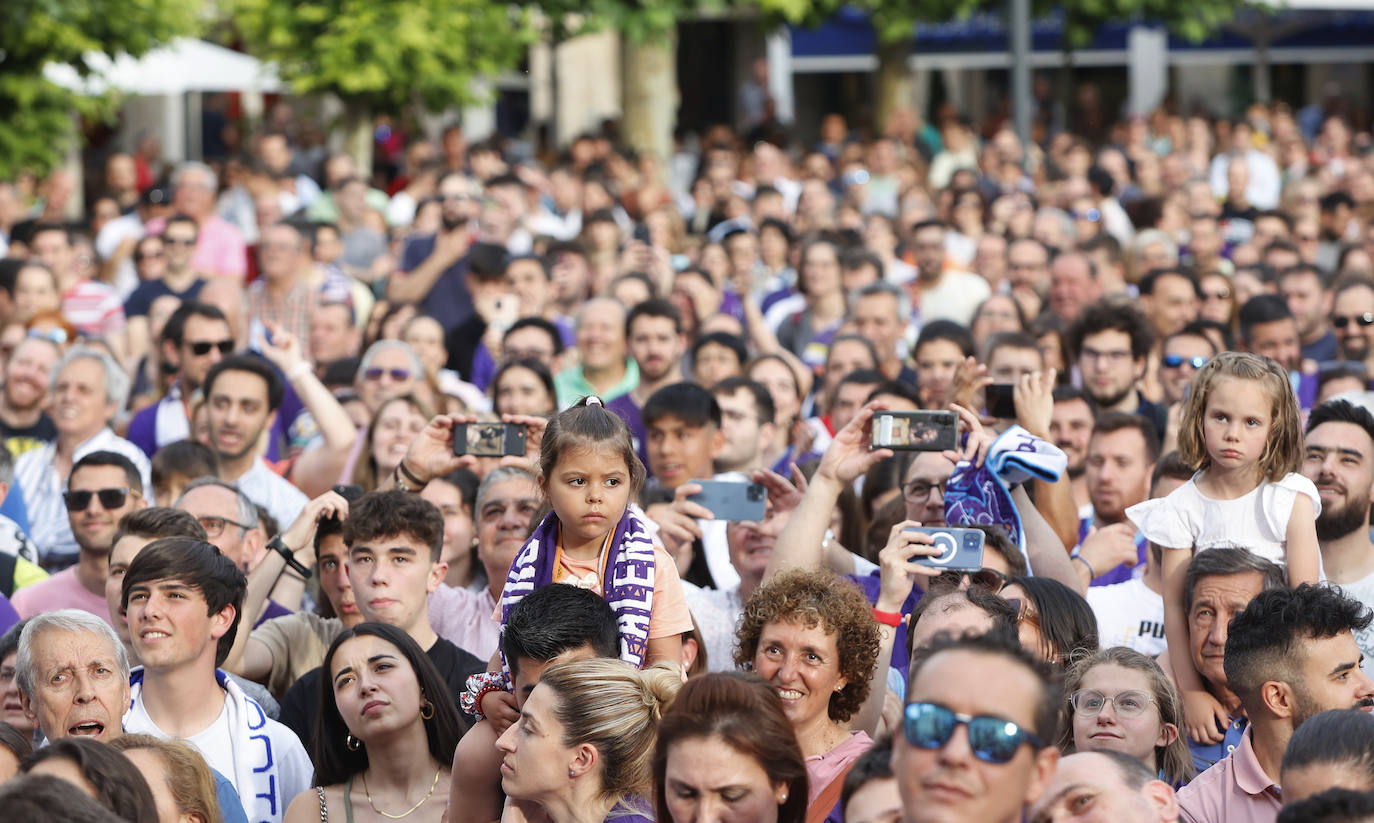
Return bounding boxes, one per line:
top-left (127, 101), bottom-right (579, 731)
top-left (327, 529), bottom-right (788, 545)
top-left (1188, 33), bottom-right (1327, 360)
top-left (1127, 352), bottom-right (1319, 742)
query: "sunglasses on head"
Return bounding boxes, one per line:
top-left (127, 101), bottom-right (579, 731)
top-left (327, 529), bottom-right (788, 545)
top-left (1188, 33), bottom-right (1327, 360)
top-left (903, 702), bottom-right (1043, 763)
top-left (364, 367), bottom-right (411, 382)
top-left (63, 487), bottom-right (137, 512)
top-left (1333, 313), bottom-right (1374, 329)
top-left (934, 568), bottom-right (1008, 591)
top-left (188, 340), bottom-right (234, 356)
top-left (1163, 354), bottom-right (1207, 369)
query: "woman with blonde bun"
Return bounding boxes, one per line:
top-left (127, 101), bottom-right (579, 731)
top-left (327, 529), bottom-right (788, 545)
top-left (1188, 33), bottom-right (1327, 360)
top-left (495, 659), bottom-right (682, 823)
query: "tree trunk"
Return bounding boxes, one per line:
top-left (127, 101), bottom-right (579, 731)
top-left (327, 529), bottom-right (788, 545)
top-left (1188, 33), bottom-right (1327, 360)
top-left (875, 37), bottom-right (914, 134)
top-left (621, 30), bottom-right (677, 177)
top-left (342, 102), bottom-right (373, 181)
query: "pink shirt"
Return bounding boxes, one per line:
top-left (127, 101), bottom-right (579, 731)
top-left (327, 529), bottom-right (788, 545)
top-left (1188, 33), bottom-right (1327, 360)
top-left (806, 731), bottom-right (873, 805)
top-left (145, 215), bottom-right (247, 279)
top-left (12, 567), bottom-right (112, 622)
top-left (1178, 727), bottom-right (1281, 823)
top-left (429, 585), bottom-right (501, 662)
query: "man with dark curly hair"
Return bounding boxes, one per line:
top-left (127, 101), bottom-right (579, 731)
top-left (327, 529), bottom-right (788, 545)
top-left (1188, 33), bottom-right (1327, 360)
top-left (733, 568), bottom-right (881, 815)
top-left (1178, 584), bottom-right (1374, 823)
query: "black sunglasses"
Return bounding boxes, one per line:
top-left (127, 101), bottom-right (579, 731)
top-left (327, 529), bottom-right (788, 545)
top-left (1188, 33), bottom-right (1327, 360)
top-left (1162, 354), bottom-right (1207, 369)
top-left (63, 487), bottom-right (138, 512)
top-left (188, 340), bottom-right (234, 356)
top-left (1333, 313), bottom-right (1374, 329)
top-left (903, 702), bottom-right (1043, 764)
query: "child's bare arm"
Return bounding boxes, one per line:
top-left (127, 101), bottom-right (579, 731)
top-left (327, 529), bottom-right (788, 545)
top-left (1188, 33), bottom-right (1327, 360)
top-left (646, 634), bottom-right (684, 669)
top-left (1162, 545), bottom-right (1228, 744)
top-left (1285, 494), bottom-right (1320, 587)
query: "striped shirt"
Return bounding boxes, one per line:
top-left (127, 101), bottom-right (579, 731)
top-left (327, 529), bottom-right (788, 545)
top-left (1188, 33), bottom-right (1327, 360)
top-left (15, 428), bottom-right (152, 569)
top-left (60, 279), bottom-right (126, 339)
top-left (246, 278), bottom-right (320, 350)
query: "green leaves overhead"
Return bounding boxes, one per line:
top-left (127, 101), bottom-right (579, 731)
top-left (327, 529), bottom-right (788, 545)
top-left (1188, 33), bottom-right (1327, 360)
top-left (0, 0), bottom-right (201, 178)
top-left (229, 0), bottom-right (535, 110)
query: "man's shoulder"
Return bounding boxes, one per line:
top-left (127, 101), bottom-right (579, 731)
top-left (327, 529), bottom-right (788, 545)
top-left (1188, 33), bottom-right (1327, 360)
top-left (1085, 577), bottom-right (1157, 603)
top-left (247, 460), bottom-right (308, 498)
top-left (429, 636), bottom-right (487, 676)
top-left (1177, 752), bottom-right (1234, 811)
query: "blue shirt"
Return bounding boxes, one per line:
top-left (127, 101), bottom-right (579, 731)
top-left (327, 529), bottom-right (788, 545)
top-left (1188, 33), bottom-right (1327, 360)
top-left (212, 769), bottom-right (250, 823)
top-left (1187, 714), bottom-right (1249, 773)
top-left (398, 234), bottom-right (474, 333)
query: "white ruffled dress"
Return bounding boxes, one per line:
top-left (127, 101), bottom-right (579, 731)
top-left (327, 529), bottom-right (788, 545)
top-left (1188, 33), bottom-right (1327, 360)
top-left (1124, 472), bottom-right (1321, 567)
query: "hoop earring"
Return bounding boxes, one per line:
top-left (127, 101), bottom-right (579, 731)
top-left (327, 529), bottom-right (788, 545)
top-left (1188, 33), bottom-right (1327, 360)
top-left (420, 700), bottom-right (435, 720)
top-left (346, 735), bottom-right (362, 751)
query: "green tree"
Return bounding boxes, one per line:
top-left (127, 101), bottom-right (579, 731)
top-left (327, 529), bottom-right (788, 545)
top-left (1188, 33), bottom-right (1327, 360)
top-left (536, 0), bottom-right (724, 171)
top-left (229, 0), bottom-right (534, 171)
top-left (0, 0), bottom-right (201, 179)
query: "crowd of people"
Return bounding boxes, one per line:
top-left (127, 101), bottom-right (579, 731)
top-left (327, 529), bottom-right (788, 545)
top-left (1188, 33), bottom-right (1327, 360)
top-left (0, 89), bottom-right (1373, 823)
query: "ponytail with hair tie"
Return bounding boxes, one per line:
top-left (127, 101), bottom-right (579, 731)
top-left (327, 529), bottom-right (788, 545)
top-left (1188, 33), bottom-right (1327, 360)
top-left (585, 395), bottom-right (604, 407)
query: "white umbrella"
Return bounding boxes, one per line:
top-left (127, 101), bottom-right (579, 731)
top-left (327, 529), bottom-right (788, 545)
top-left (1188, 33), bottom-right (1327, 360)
top-left (44, 37), bottom-right (282, 95)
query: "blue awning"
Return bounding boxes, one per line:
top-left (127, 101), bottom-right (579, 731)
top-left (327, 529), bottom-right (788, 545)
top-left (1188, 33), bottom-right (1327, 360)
top-left (789, 7), bottom-right (1374, 63)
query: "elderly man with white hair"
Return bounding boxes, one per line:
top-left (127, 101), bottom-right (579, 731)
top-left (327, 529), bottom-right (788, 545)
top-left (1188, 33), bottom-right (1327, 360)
top-left (14, 346), bottom-right (151, 570)
top-left (16, 609), bottom-right (252, 823)
top-left (143, 161), bottom-right (248, 280)
top-left (553, 297), bottom-right (639, 408)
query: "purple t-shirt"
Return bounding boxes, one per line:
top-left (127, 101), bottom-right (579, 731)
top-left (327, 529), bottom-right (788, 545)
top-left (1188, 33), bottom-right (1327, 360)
top-left (1078, 516), bottom-right (1149, 587)
top-left (607, 393), bottom-right (650, 477)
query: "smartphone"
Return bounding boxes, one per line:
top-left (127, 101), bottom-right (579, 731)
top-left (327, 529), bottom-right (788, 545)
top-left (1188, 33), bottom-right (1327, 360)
top-left (491, 295), bottom-right (520, 330)
top-left (871, 410), bottom-right (958, 451)
top-left (905, 526), bottom-right (987, 571)
top-left (687, 479), bottom-right (766, 522)
top-left (633, 222), bottom-right (652, 245)
top-left (986, 383), bottom-right (1017, 419)
top-left (454, 422), bottom-right (527, 457)
top-left (331, 484), bottom-right (365, 503)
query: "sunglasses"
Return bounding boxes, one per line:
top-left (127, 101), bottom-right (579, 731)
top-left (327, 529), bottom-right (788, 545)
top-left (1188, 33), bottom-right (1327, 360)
top-left (135, 250), bottom-right (165, 262)
top-left (1163, 354), bottom-right (1207, 369)
top-left (1202, 289), bottom-right (1231, 301)
top-left (1333, 313), bottom-right (1374, 329)
top-left (63, 487), bottom-right (138, 512)
top-left (164, 236), bottom-right (198, 246)
top-left (1072, 208), bottom-right (1101, 222)
top-left (28, 328), bottom-right (69, 345)
top-left (364, 367), bottom-right (412, 382)
top-left (188, 340), bottom-right (234, 356)
top-left (1069, 689), bottom-right (1156, 718)
top-left (934, 568), bottom-right (1008, 591)
top-left (903, 702), bottom-right (1043, 764)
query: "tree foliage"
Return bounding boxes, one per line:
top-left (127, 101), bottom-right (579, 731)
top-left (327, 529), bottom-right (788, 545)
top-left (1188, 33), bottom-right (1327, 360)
top-left (1049, 0), bottom-right (1247, 49)
top-left (228, 0), bottom-right (535, 112)
top-left (0, 0), bottom-right (201, 179)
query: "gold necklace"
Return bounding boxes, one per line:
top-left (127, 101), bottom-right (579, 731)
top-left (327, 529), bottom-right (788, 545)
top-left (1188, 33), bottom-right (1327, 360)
top-left (362, 766), bottom-right (442, 820)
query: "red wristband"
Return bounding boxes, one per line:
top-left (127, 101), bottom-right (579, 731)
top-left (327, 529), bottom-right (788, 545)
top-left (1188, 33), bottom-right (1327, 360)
top-left (873, 608), bottom-right (902, 627)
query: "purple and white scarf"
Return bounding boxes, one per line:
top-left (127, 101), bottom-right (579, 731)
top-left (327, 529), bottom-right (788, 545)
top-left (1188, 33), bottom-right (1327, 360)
top-left (499, 508), bottom-right (656, 669)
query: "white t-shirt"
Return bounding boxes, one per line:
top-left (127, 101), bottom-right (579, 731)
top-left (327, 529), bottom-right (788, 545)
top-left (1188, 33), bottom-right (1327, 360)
top-left (917, 269), bottom-right (992, 326)
top-left (127, 694), bottom-right (236, 783)
top-left (1086, 578), bottom-right (1167, 658)
top-left (1333, 566), bottom-right (1374, 677)
top-left (682, 582), bottom-right (744, 673)
top-left (1127, 472), bottom-right (1320, 567)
